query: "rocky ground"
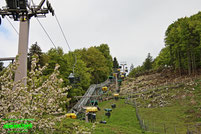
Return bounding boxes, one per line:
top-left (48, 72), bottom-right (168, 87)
top-left (120, 68), bottom-right (201, 108)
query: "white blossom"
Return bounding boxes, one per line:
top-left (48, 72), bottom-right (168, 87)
top-left (0, 55), bottom-right (70, 133)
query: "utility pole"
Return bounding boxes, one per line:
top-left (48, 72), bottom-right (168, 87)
top-left (0, 0), bottom-right (54, 85)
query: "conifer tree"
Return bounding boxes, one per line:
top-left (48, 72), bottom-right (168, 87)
top-left (143, 53), bottom-right (153, 70)
top-left (113, 57), bottom-right (119, 69)
top-left (0, 62), bottom-right (4, 71)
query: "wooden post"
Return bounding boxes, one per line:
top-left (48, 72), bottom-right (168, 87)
top-left (143, 119), bottom-right (145, 130)
top-left (85, 112), bottom-right (88, 123)
top-left (187, 124), bottom-right (189, 134)
top-left (174, 125), bottom-right (177, 134)
top-left (164, 124), bottom-right (166, 134)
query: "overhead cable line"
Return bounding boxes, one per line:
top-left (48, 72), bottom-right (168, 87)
top-left (31, 0), bottom-right (36, 8)
top-left (30, 0), bottom-right (56, 48)
top-left (54, 13), bottom-right (77, 73)
top-left (54, 14), bottom-right (71, 51)
top-left (5, 16), bottom-right (19, 35)
top-left (36, 18), bottom-right (56, 48)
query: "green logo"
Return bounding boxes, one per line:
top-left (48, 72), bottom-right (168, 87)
top-left (3, 122), bottom-right (33, 130)
top-left (1, 119), bottom-right (34, 133)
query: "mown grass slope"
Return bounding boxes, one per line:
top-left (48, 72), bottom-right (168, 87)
top-left (93, 99), bottom-right (154, 134)
top-left (53, 99), bottom-right (156, 134)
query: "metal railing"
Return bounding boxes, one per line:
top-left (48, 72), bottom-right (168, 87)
top-left (68, 79), bottom-right (110, 114)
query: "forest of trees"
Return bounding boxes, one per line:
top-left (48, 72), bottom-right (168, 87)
top-left (129, 12), bottom-right (201, 77)
top-left (0, 42), bottom-right (119, 132)
top-left (0, 42), bottom-right (118, 106)
top-left (26, 43), bottom-right (115, 105)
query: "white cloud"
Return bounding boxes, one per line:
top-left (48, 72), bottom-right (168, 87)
top-left (0, 0), bottom-right (201, 69)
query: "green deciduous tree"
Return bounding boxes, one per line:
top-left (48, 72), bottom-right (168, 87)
top-left (63, 51), bottom-right (91, 103)
top-left (44, 47), bottom-right (66, 76)
top-left (42, 47), bottom-right (92, 105)
top-left (128, 65), bottom-right (144, 78)
top-left (130, 12), bottom-right (201, 77)
top-left (27, 44), bottom-right (113, 105)
top-left (96, 44), bottom-right (113, 73)
top-left (79, 47), bottom-right (109, 84)
top-left (153, 47), bottom-right (171, 69)
top-left (154, 12), bottom-right (201, 75)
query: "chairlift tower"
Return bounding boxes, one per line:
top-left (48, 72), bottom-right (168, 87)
top-left (120, 61), bottom-right (127, 73)
top-left (0, 0), bottom-right (54, 85)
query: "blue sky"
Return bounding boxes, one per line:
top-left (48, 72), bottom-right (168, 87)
top-left (0, 0), bottom-right (201, 69)
top-left (0, 23), bottom-right (11, 38)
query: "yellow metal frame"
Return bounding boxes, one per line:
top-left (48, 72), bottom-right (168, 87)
top-left (84, 107), bottom-right (98, 113)
top-left (113, 93), bottom-right (119, 97)
top-left (66, 113), bottom-right (77, 119)
top-left (102, 86), bottom-right (108, 91)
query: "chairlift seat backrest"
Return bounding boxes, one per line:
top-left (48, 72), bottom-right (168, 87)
top-left (118, 79), bottom-right (122, 82)
top-left (6, 0), bottom-right (27, 10)
top-left (66, 113), bottom-right (76, 119)
top-left (102, 86), bottom-right (107, 91)
top-left (6, 0), bottom-right (17, 9)
top-left (19, 0), bottom-right (27, 9)
top-left (109, 76), bottom-right (113, 79)
top-left (111, 104), bottom-right (116, 108)
top-left (104, 108), bottom-right (112, 112)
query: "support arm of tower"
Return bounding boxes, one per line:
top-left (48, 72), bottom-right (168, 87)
top-left (36, 0), bottom-right (46, 11)
top-left (0, 57), bottom-right (15, 61)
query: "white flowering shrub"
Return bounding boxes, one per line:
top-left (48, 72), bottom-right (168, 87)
top-left (0, 55), bottom-right (70, 133)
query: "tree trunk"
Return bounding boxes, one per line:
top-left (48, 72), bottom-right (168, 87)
top-left (169, 44), bottom-right (174, 69)
top-left (187, 48), bottom-right (191, 75)
top-left (177, 49), bottom-right (182, 76)
top-left (192, 49), bottom-right (196, 75)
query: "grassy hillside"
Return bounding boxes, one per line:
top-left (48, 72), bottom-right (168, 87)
top-left (53, 99), bottom-right (157, 134)
top-left (94, 99), bottom-right (142, 134)
top-left (121, 70), bottom-right (201, 134)
top-left (41, 69), bottom-right (201, 134)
